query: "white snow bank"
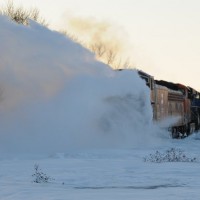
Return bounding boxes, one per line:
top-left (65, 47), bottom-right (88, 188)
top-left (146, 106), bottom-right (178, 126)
top-left (0, 15), bottom-right (161, 154)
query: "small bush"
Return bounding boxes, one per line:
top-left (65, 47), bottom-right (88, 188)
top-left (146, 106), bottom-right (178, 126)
top-left (0, 0), bottom-right (47, 26)
top-left (32, 164), bottom-right (54, 183)
top-left (144, 148), bottom-right (197, 163)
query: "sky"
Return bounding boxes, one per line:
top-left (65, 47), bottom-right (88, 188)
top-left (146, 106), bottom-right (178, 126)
top-left (1, 0), bottom-right (200, 90)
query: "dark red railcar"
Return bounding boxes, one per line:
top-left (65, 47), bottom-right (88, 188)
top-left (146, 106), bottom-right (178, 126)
top-left (138, 70), bottom-right (199, 138)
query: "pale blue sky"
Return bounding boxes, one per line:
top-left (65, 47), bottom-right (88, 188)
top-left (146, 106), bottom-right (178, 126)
top-left (2, 0), bottom-right (200, 90)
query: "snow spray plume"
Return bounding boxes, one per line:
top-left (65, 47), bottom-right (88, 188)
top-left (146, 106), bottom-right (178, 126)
top-left (156, 116), bottom-right (181, 129)
top-left (0, 15), bottom-right (161, 154)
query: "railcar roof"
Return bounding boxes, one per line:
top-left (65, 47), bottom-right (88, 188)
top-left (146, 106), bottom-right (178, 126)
top-left (137, 70), bottom-right (154, 78)
top-left (155, 80), bottom-right (179, 91)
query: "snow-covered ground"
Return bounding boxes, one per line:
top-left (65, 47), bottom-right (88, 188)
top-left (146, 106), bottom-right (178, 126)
top-left (0, 134), bottom-right (200, 200)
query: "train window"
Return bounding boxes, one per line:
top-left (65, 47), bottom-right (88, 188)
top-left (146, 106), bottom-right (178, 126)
top-left (180, 89), bottom-right (185, 95)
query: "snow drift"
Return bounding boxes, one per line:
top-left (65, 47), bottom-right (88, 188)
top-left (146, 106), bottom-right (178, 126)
top-left (0, 15), bottom-right (157, 153)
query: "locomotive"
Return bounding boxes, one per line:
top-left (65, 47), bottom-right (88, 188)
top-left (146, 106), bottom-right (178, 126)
top-left (138, 70), bottom-right (200, 138)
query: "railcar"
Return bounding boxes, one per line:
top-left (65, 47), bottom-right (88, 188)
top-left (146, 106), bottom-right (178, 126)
top-left (188, 87), bottom-right (200, 131)
top-left (138, 70), bottom-right (200, 138)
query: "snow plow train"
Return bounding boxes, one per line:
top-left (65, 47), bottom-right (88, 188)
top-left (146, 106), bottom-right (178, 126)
top-left (138, 70), bottom-right (200, 138)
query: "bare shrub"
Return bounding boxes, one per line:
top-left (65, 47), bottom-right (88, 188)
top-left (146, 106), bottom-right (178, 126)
top-left (0, 0), bottom-right (47, 26)
top-left (61, 29), bottom-right (132, 69)
top-left (32, 164), bottom-right (54, 183)
top-left (144, 148), bottom-right (197, 163)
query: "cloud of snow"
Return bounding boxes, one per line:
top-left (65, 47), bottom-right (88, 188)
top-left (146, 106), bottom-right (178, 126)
top-left (0, 15), bottom-right (162, 154)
